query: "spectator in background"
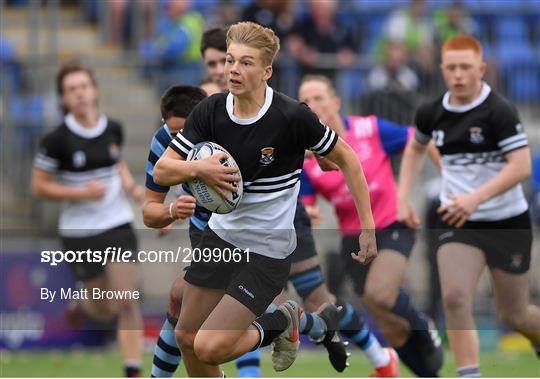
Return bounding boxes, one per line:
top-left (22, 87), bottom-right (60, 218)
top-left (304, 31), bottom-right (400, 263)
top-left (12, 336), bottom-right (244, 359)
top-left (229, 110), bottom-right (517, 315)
top-left (139, 0), bottom-right (204, 92)
top-left (107, 0), bottom-right (155, 49)
top-left (367, 39), bottom-right (419, 93)
top-left (379, 0), bottom-right (438, 95)
top-left (433, 1), bottom-right (477, 46)
top-left (364, 39), bottom-right (420, 125)
top-left (383, 0), bottom-right (434, 61)
top-left (242, 0), bottom-right (295, 41)
top-left (287, 0), bottom-right (356, 80)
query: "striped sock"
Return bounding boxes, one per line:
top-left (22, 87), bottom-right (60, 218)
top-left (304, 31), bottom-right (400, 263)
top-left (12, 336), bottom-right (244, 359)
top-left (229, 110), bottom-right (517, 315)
top-left (235, 349), bottom-right (261, 377)
top-left (151, 317), bottom-right (181, 377)
top-left (458, 365), bottom-right (481, 377)
top-left (339, 302), bottom-right (389, 368)
top-left (299, 311), bottom-right (327, 341)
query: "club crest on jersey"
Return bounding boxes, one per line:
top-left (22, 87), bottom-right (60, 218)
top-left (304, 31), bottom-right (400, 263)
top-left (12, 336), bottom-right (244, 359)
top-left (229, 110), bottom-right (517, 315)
top-left (109, 143), bottom-right (120, 160)
top-left (469, 127), bottom-right (484, 144)
top-left (259, 147), bottom-right (275, 166)
top-left (72, 151), bottom-right (86, 168)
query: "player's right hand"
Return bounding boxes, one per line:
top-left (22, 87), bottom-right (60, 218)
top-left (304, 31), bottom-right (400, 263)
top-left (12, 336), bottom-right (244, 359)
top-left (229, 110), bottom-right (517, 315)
top-left (84, 180), bottom-right (106, 199)
top-left (397, 199), bottom-right (420, 229)
top-left (197, 152), bottom-right (240, 197)
top-left (173, 195), bottom-right (196, 220)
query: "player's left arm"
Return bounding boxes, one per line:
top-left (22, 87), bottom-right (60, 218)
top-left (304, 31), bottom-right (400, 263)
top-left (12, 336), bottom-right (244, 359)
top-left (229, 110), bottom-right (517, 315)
top-left (440, 147), bottom-right (531, 228)
top-left (324, 138), bottom-right (377, 264)
top-left (119, 160), bottom-right (145, 202)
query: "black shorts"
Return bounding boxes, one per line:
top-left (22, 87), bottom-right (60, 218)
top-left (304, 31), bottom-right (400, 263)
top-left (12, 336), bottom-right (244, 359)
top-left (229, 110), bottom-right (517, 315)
top-left (188, 223), bottom-right (204, 248)
top-left (340, 222), bottom-right (415, 295)
top-left (435, 211), bottom-right (532, 274)
top-left (61, 223), bottom-right (138, 281)
top-left (184, 228), bottom-right (292, 316)
top-left (290, 198), bottom-right (318, 263)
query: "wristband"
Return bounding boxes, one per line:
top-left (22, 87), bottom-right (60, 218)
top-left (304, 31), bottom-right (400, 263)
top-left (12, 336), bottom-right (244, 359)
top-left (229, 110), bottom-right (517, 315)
top-left (169, 202), bottom-right (177, 220)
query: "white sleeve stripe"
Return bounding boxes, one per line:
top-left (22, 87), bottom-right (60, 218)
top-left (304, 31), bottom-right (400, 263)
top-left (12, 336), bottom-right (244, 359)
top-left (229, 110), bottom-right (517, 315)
top-left (177, 132), bottom-right (194, 148)
top-left (498, 133), bottom-right (527, 147)
top-left (310, 127), bottom-right (330, 151)
top-left (311, 128), bottom-right (335, 153)
top-left (171, 139), bottom-right (191, 156)
top-left (316, 130), bottom-right (337, 155)
top-left (34, 157), bottom-right (57, 171)
top-left (35, 152), bottom-right (59, 165)
top-left (500, 140), bottom-right (528, 153)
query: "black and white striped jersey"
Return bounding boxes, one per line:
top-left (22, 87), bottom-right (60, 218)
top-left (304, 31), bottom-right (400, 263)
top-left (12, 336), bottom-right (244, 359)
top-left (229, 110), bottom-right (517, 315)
top-left (414, 83), bottom-right (529, 221)
top-left (34, 113), bottom-right (133, 236)
top-left (169, 86), bottom-right (338, 258)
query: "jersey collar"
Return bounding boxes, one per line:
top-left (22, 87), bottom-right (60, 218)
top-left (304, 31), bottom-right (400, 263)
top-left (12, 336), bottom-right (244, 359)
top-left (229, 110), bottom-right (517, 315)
top-left (226, 85), bottom-right (273, 125)
top-left (65, 112), bottom-right (108, 139)
top-left (442, 82), bottom-right (491, 113)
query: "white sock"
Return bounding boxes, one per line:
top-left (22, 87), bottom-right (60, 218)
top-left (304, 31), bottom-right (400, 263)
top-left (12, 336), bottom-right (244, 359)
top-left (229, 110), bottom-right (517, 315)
top-left (458, 365), bottom-right (481, 377)
top-left (363, 336), bottom-right (390, 368)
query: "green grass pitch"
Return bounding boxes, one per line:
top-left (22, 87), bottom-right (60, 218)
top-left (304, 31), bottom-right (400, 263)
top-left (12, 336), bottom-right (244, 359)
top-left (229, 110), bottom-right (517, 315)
top-left (1, 348), bottom-right (539, 377)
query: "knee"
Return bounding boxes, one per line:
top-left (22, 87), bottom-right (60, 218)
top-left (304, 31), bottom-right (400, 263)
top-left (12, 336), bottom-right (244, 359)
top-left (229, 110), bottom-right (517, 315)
top-left (499, 310), bottom-right (527, 331)
top-left (193, 335), bottom-right (230, 365)
top-left (442, 288), bottom-right (470, 312)
top-left (117, 298), bottom-right (139, 315)
top-left (176, 329), bottom-right (195, 351)
top-left (363, 285), bottom-right (397, 310)
top-left (168, 281), bottom-right (184, 318)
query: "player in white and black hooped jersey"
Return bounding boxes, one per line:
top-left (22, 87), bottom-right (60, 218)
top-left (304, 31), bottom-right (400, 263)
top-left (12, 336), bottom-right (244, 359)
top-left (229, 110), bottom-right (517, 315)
top-left (398, 36), bottom-right (540, 377)
top-left (414, 83), bottom-right (529, 222)
top-left (153, 22), bottom-right (377, 376)
top-left (31, 63), bottom-right (145, 377)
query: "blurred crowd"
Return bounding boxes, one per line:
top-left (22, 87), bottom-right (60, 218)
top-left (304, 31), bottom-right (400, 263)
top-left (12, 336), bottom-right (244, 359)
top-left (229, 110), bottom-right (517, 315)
top-left (2, 0), bottom-right (540, 220)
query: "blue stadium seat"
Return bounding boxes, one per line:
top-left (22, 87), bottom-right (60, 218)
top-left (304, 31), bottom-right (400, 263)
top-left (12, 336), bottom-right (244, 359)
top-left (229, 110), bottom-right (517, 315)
top-left (361, 15), bottom-right (387, 54)
top-left (494, 16), bottom-right (529, 43)
top-left (425, 0), bottom-right (454, 9)
top-left (352, 0), bottom-right (409, 13)
top-left (507, 65), bottom-right (540, 102)
top-left (495, 42), bottom-right (537, 72)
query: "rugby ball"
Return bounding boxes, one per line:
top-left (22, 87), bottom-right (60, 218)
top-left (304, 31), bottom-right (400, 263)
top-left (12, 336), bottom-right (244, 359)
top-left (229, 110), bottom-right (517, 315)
top-left (186, 142), bottom-right (243, 214)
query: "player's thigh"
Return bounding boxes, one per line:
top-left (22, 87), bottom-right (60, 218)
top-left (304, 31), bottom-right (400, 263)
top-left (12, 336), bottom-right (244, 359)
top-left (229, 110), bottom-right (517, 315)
top-left (437, 243), bottom-right (486, 308)
top-left (169, 271), bottom-right (186, 316)
top-left (179, 282), bottom-right (225, 334)
top-left (197, 294), bottom-right (258, 347)
top-left (364, 249), bottom-right (408, 304)
top-left (489, 268), bottom-right (533, 322)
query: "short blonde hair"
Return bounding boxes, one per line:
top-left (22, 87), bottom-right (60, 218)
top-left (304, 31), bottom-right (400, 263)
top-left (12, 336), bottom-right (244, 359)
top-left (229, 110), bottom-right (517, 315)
top-left (226, 21), bottom-right (280, 66)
